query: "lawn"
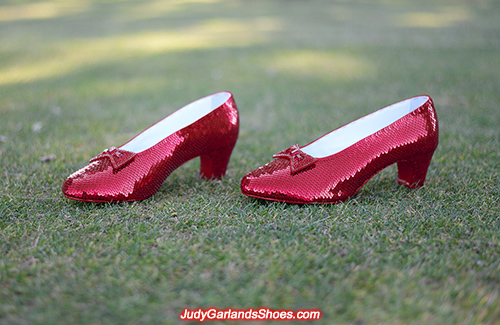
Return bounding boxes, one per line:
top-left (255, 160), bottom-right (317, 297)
top-left (1, 0), bottom-right (499, 323)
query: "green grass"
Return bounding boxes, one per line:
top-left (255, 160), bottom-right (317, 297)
top-left (1, 0), bottom-right (500, 323)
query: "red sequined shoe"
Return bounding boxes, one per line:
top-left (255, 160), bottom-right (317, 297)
top-left (241, 95), bottom-right (438, 204)
top-left (63, 92), bottom-right (239, 202)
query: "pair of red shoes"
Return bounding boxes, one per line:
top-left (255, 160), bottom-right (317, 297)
top-left (62, 92), bottom-right (438, 204)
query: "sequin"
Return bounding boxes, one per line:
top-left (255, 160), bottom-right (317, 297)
top-left (63, 92), bottom-right (239, 202)
top-left (241, 96), bottom-right (439, 204)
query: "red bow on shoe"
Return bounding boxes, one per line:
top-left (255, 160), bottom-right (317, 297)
top-left (273, 144), bottom-right (317, 174)
top-left (89, 147), bottom-right (136, 170)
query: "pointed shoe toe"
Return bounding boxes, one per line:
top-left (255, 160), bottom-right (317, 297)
top-left (63, 92), bottom-right (239, 202)
top-left (241, 95), bottom-right (439, 204)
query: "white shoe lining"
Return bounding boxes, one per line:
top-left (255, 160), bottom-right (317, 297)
top-left (120, 92), bottom-right (231, 153)
top-left (301, 96), bottom-right (429, 158)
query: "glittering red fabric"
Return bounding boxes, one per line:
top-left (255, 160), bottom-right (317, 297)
top-left (241, 96), bottom-right (439, 204)
top-left (63, 92), bottom-right (239, 202)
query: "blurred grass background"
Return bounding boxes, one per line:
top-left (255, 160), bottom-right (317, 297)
top-left (1, 0), bottom-right (499, 323)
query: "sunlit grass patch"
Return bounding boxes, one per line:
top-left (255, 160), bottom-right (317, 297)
top-left (267, 49), bottom-right (376, 81)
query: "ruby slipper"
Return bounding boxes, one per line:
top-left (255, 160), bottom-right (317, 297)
top-left (63, 92), bottom-right (239, 202)
top-left (241, 95), bottom-right (439, 204)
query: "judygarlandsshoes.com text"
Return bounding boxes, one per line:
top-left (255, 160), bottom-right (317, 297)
top-left (179, 307), bottom-right (321, 322)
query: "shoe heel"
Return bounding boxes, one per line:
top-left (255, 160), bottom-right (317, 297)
top-left (200, 145), bottom-right (235, 179)
top-left (397, 151), bottom-right (435, 189)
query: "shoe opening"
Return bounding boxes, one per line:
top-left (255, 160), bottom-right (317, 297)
top-left (121, 92), bottom-right (232, 153)
top-left (302, 95), bottom-right (429, 158)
